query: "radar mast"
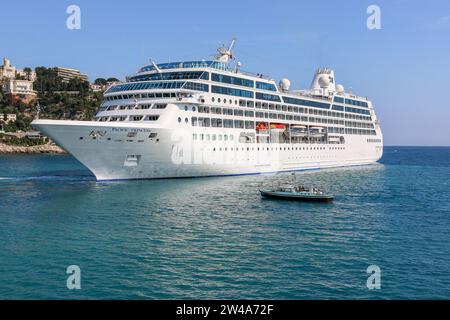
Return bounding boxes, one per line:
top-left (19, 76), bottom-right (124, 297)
top-left (214, 38), bottom-right (236, 64)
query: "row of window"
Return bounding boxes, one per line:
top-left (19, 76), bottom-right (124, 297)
top-left (334, 96), bottom-right (369, 108)
top-left (128, 71), bottom-right (209, 82)
top-left (104, 83), bottom-right (371, 117)
top-left (346, 128), bottom-right (376, 135)
top-left (100, 103), bottom-right (167, 112)
top-left (190, 116), bottom-right (375, 135)
top-left (103, 92), bottom-right (178, 101)
top-left (106, 81), bottom-right (208, 93)
top-left (256, 81), bottom-right (277, 92)
top-left (345, 98), bottom-right (369, 108)
top-left (344, 121), bottom-right (375, 129)
top-left (282, 96), bottom-right (331, 110)
top-left (95, 115), bottom-right (160, 122)
top-left (208, 98), bottom-right (372, 122)
top-left (192, 133), bottom-right (234, 142)
top-left (194, 105), bottom-right (371, 126)
top-left (107, 81), bottom-right (184, 93)
top-left (345, 106), bottom-right (370, 115)
top-left (211, 73), bottom-right (254, 88)
top-left (139, 60), bottom-right (232, 73)
top-left (256, 92), bottom-right (282, 102)
top-left (183, 82), bottom-right (209, 92)
top-left (211, 85), bottom-right (254, 98)
top-left (191, 135), bottom-right (346, 150)
top-left (192, 117), bottom-right (255, 129)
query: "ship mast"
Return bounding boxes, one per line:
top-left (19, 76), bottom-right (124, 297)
top-left (214, 38), bottom-right (236, 63)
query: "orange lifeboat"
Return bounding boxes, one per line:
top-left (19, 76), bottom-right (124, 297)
top-left (256, 122), bottom-right (267, 131)
top-left (270, 123), bottom-right (286, 129)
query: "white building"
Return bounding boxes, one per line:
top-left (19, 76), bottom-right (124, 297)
top-left (3, 79), bottom-right (36, 95)
top-left (55, 67), bottom-right (89, 83)
top-left (0, 58), bottom-right (16, 79)
top-left (2, 79), bottom-right (37, 104)
top-left (89, 83), bottom-right (104, 92)
top-left (0, 113), bottom-right (17, 123)
top-left (6, 114), bottom-right (16, 122)
top-left (0, 58), bottom-right (36, 82)
top-left (16, 69), bottom-right (37, 82)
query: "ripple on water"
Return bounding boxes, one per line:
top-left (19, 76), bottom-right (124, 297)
top-left (1, 149), bottom-right (450, 299)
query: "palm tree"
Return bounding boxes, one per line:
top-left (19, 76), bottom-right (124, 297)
top-left (23, 67), bottom-right (32, 81)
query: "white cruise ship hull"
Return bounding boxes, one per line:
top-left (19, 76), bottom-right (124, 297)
top-left (32, 119), bottom-right (383, 181)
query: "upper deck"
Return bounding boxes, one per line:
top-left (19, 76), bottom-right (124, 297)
top-left (103, 39), bottom-right (373, 117)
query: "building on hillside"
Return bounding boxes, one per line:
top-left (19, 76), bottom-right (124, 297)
top-left (6, 114), bottom-right (16, 122)
top-left (16, 69), bottom-right (37, 82)
top-left (2, 79), bottom-right (37, 104)
top-left (0, 58), bottom-right (36, 82)
top-left (55, 67), bottom-right (89, 83)
top-left (0, 58), bottom-right (16, 80)
top-left (89, 83), bottom-right (104, 92)
top-left (0, 113), bottom-right (17, 133)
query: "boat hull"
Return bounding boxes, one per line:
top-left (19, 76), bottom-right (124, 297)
top-left (31, 119), bottom-right (383, 181)
top-left (259, 190), bottom-right (334, 202)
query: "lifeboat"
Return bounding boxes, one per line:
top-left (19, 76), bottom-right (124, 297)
top-left (309, 126), bottom-right (325, 137)
top-left (256, 122), bottom-right (268, 131)
top-left (270, 123), bottom-right (286, 130)
top-left (290, 125), bottom-right (308, 137)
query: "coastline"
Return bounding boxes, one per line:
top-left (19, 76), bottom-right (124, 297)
top-left (0, 142), bottom-right (66, 154)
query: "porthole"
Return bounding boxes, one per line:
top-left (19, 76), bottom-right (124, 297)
top-left (178, 117), bottom-right (181, 123)
top-left (218, 98), bottom-right (221, 103)
top-left (212, 97), bottom-right (215, 102)
top-left (184, 106), bottom-right (188, 111)
top-left (185, 118), bottom-right (188, 123)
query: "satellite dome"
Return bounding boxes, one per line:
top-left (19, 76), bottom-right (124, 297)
top-left (279, 78), bottom-right (291, 91)
top-left (336, 84), bottom-right (345, 93)
top-left (318, 75), bottom-right (331, 88)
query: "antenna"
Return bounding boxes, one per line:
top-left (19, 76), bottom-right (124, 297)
top-left (227, 38), bottom-right (236, 53)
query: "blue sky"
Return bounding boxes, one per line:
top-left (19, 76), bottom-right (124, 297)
top-left (1, 0), bottom-right (450, 145)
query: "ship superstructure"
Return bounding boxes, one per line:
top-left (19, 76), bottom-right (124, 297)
top-left (32, 40), bottom-right (383, 180)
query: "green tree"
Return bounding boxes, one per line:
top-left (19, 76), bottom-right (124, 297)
top-left (23, 67), bottom-right (33, 80)
top-left (94, 78), bottom-right (107, 85)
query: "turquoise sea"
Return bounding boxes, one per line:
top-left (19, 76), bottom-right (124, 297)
top-left (0, 147), bottom-right (450, 299)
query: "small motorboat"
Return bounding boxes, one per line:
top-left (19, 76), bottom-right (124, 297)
top-left (259, 185), bottom-right (334, 202)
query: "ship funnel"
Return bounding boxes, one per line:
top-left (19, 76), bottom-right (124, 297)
top-left (310, 68), bottom-right (336, 95)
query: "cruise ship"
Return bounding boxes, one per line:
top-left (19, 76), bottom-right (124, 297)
top-left (32, 40), bottom-right (383, 181)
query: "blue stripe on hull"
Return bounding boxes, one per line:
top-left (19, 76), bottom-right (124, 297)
top-left (96, 162), bottom-right (378, 182)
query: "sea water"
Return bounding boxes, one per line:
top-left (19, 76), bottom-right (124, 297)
top-left (0, 147), bottom-right (449, 299)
